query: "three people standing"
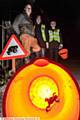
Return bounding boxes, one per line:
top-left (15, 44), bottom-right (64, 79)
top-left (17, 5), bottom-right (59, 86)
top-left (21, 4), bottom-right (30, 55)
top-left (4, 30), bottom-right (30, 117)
top-left (12, 3), bottom-right (63, 63)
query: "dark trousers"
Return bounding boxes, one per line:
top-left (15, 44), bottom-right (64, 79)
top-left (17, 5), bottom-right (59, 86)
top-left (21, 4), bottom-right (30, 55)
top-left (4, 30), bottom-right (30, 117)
top-left (47, 46), bottom-right (59, 62)
top-left (36, 48), bottom-right (46, 58)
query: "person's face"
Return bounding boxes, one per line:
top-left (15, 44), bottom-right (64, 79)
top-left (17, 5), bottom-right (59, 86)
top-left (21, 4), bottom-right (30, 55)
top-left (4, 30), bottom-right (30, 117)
top-left (50, 21), bottom-right (56, 29)
top-left (36, 16), bottom-right (41, 25)
top-left (24, 4), bottom-right (32, 16)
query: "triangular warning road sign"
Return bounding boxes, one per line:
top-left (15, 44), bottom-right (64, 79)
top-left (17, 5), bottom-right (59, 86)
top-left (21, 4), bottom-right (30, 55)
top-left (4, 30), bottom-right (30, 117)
top-left (0, 34), bottom-right (28, 60)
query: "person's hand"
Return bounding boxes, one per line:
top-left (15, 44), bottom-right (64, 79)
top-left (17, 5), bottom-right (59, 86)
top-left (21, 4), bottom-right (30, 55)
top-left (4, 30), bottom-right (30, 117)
top-left (59, 44), bottom-right (63, 50)
top-left (46, 42), bottom-right (49, 49)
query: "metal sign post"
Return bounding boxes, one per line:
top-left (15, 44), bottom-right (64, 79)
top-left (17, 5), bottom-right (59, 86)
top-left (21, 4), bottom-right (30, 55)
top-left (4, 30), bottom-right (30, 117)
top-left (1, 20), bottom-right (5, 68)
top-left (12, 59), bottom-right (16, 73)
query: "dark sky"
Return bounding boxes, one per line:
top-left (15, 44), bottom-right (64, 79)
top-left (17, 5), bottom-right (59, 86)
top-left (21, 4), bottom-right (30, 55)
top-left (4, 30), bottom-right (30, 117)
top-left (0, 0), bottom-right (79, 18)
top-left (0, 0), bottom-right (80, 58)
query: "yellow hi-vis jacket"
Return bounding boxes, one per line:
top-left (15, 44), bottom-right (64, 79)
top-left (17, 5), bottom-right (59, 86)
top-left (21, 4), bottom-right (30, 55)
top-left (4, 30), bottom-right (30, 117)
top-left (49, 29), bottom-right (60, 43)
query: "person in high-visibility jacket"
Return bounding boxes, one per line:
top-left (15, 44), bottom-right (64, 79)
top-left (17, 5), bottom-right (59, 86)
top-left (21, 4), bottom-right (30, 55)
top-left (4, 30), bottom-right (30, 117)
top-left (35, 15), bottom-right (49, 57)
top-left (48, 20), bottom-right (63, 61)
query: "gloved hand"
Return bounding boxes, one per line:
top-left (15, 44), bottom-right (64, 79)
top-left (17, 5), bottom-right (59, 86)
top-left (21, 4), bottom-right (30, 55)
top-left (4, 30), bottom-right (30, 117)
top-left (59, 44), bottom-right (63, 50)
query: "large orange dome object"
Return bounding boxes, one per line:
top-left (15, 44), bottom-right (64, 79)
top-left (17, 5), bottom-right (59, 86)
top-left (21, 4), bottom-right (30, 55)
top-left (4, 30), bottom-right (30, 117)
top-left (3, 59), bottom-right (80, 120)
top-left (58, 48), bottom-right (68, 59)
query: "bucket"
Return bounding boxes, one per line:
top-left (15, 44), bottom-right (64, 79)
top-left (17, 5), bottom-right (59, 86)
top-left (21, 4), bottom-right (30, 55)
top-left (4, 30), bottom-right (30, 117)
top-left (58, 48), bottom-right (68, 59)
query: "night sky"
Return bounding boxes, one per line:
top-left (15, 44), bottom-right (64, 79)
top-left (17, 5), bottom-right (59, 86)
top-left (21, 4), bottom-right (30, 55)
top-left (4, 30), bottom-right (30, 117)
top-left (0, 0), bottom-right (80, 58)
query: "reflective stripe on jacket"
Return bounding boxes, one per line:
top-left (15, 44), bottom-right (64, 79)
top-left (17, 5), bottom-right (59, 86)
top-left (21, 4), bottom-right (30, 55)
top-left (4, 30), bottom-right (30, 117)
top-left (49, 29), bottom-right (60, 42)
top-left (41, 24), bottom-right (46, 42)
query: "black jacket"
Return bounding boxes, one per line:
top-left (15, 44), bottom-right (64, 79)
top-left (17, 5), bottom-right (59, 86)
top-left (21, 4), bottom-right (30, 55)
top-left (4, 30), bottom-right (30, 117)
top-left (35, 23), bottom-right (49, 48)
